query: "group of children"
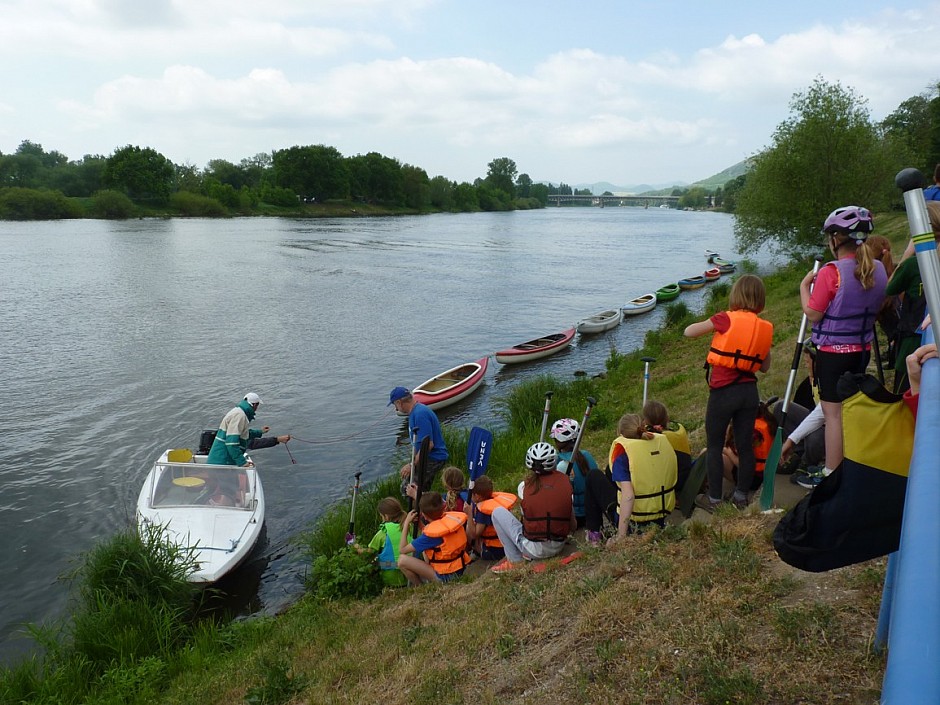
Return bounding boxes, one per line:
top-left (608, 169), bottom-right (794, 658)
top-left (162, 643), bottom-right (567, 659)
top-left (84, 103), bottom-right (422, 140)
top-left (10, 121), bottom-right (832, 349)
top-left (360, 202), bottom-right (934, 585)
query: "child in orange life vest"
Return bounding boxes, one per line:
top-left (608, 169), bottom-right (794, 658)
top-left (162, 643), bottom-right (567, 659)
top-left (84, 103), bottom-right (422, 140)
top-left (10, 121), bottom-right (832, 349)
top-left (684, 274), bottom-right (773, 511)
top-left (721, 401), bottom-right (778, 497)
top-left (398, 492), bottom-right (469, 585)
top-left (466, 475), bottom-right (518, 560)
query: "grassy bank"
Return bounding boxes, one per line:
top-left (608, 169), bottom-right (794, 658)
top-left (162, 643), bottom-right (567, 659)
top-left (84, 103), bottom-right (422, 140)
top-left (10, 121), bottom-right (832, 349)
top-left (2, 214), bottom-right (912, 704)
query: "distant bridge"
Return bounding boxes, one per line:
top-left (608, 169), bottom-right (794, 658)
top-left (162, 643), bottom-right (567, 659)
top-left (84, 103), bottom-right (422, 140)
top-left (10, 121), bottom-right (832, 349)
top-left (547, 194), bottom-right (681, 207)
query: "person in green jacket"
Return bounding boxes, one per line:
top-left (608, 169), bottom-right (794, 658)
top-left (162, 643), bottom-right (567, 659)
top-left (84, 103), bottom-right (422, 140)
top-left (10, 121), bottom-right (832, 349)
top-left (363, 497), bottom-right (408, 588)
top-left (207, 392), bottom-right (266, 467)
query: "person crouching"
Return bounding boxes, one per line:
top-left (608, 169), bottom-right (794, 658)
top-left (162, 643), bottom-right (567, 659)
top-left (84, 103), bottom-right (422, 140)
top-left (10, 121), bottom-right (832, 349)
top-left (398, 492), bottom-right (469, 586)
top-left (467, 475), bottom-right (518, 561)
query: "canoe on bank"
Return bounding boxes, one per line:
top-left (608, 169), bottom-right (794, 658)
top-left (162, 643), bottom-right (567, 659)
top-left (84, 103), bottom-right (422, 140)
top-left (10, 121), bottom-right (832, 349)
top-left (136, 449), bottom-right (265, 584)
top-left (655, 283), bottom-right (681, 302)
top-left (622, 293), bottom-right (657, 316)
top-left (495, 327), bottom-right (575, 364)
top-left (576, 309), bottom-right (623, 334)
top-left (704, 267), bottom-right (721, 281)
top-left (412, 357), bottom-right (489, 410)
top-left (678, 275), bottom-right (707, 290)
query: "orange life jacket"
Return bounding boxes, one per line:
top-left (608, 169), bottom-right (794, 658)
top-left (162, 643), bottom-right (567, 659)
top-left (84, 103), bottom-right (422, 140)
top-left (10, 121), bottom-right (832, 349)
top-left (421, 511), bottom-right (469, 575)
top-left (754, 417), bottom-right (773, 475)
top-left (706, 310), bottom-right (773, 374)
top-left (474, 492), bottom-right (518, 547)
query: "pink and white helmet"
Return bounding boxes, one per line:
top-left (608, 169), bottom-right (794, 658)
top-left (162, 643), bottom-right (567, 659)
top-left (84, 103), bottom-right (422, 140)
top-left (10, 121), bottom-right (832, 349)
top-left (549, 418), bottom-right (580, 443)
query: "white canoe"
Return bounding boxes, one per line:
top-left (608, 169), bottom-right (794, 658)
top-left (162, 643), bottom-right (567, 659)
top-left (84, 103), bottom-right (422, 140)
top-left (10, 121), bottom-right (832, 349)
top-left (576, 308), bottom-right (623, 334)
top-left (136, 449), bottom-right (265, 584)
top-left (412, 357), bottom-right (489, 411)
top-left (622, 293), bottom-right (657, 316)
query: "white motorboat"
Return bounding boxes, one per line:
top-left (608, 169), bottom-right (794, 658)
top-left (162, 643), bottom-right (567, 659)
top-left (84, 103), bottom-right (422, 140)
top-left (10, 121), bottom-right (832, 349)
top-left (136, 448), bottom-right (265, 584)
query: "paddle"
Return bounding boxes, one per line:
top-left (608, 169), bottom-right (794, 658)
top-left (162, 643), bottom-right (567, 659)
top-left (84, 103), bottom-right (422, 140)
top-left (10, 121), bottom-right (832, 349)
top-left (871, 325), bottom-right (885, 385)
top-left (465, 426), bottom-right (494, 551)
top-left (344, 471), bottom-right (363, 545)
top-left (760, 255), bottom-right (823, 512)
top-left (407, 429), bottom-right (418, 513)
top-left (568, 396), bottom-right (597, 474)
top-left (641, 357), bottom-right (656, 406)
top-left (538, 391), bottom-right (554, 443)
top-left (678, 452), bottom-right (707, 518)
top-left (413, 436), bottom-right (431, 538)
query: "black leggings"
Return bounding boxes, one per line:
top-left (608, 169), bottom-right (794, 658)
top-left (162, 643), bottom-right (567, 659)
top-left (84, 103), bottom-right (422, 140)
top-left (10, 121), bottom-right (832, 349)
top-left (705, 382), bottom-right (759, 501)
top-left (584, 469), bottom-right (618, 532)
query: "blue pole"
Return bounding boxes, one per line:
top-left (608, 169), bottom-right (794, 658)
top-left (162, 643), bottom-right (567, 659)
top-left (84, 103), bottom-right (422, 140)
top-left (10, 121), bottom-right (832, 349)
top-left (882, 169), bottom-right (940, 703)
top-left (874, 552), bottom-right (898, 654)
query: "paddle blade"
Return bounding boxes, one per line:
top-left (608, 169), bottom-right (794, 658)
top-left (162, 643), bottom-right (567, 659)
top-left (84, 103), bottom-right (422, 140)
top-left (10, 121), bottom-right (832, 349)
top-left (759, 429), bottom-right (784, 511)
top-left (678, 453), bottom-right (708, 518)
top-left (466, 426), bottom-right (493, 482)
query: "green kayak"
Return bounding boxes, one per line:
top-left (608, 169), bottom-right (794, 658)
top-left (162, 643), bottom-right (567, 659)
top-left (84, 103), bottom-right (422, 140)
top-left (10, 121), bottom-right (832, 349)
top-left (655, 283), bottom-right (681, 302)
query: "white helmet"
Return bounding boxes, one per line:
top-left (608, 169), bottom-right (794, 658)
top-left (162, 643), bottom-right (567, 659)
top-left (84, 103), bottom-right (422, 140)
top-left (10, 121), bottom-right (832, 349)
top-left (525, 442), bottom-right (558, 473)
top-left (550, 418), bottom-right (580, 443)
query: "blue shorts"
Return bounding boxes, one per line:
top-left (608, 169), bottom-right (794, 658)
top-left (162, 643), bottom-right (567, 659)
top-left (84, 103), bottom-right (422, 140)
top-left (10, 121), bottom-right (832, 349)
top-left (436, 568), bottom-right (465, 583)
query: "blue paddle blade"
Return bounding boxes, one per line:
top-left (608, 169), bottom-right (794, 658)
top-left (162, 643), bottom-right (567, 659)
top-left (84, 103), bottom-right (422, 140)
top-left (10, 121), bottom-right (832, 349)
top-left (760, 429), bottom-right (783, 511)
top-left (467, 426), bottom-right (493, 481)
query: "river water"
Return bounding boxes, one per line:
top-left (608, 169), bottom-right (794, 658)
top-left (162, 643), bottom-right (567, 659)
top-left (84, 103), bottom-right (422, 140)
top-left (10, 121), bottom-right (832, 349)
top-left (0, 207), bottom-right (758, 663)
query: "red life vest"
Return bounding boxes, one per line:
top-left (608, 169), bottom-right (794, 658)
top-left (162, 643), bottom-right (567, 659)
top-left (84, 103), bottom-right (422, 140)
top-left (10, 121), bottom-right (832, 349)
top-left (521, 473), bottom-right (574, 542)
top-left (706, 310), bottom-right (773, 374)
top-left (754, 417), bottom-right (773, 475)
top-left (421, 512), bottom-right (469, 575)
top-left (474, 492), bottom-right (517, 547)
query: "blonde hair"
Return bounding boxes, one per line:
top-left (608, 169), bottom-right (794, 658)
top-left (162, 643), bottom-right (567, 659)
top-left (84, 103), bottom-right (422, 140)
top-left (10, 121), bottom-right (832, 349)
top-left (618, 413), bottom-right (654, 441)
top-left (441, 466), bottom-right (465, 510)
top-left (831, 234), bottom-right (877, 289)
top-left (728, 274), bottom-right (766, 313)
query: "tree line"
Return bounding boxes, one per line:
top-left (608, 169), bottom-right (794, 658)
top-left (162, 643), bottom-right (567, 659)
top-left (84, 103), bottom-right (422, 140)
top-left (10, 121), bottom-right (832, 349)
top-left (0, 143), bottom-right (582, 220)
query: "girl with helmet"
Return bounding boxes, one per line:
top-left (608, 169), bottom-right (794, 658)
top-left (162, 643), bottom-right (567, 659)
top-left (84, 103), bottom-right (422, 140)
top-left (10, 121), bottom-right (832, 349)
top-left (489, 441), bottom-right (575, 573)
top-left (684, 275), bottom-right (774, 511)
top-left (802, 205), bottom-right (887, 476)
top-left (549, 418), bottom-right (598, 528)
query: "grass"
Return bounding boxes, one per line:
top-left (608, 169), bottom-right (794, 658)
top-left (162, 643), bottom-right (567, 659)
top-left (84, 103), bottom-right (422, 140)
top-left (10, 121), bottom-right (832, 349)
top-left (0, 214), bottom-right (913, 704)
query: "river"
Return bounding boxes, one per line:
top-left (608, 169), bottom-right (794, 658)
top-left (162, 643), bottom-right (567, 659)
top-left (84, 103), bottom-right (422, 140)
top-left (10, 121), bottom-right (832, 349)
top-left (0, 206), bottom-right (761, 663)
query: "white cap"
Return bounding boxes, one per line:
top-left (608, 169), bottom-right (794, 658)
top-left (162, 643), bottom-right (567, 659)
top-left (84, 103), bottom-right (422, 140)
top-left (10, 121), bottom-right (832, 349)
top-left (244, 392), bottom-right (263, 405)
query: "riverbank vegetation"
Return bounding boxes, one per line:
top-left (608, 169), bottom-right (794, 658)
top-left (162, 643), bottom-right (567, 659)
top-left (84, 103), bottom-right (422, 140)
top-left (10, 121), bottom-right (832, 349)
top-left (1, 212), bottom-right (912, 703)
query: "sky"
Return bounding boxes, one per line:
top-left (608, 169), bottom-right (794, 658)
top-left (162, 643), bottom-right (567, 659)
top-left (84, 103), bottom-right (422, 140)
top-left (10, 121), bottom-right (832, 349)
top-left (1, 0), bottom-right (939, 189)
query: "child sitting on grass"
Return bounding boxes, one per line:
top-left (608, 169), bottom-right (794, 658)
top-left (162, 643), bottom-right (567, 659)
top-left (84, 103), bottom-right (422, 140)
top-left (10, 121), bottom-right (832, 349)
top-left (466, 475), bottom-right (517, 560)
top-left (362, 497), bottom-right (408, 588)
top-left (398, 492), bottom-right (470, 585)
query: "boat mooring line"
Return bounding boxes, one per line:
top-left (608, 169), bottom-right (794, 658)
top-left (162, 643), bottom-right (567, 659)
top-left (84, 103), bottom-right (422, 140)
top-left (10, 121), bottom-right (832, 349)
top-left (289, 407), bottom-right (397, 445)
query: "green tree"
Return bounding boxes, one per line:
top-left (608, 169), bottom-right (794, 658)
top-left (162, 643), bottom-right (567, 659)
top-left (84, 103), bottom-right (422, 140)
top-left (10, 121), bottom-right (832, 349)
top-left (346, 152), bottom-right (403, 204)
top-left (735, 77), bottom-right (900, 255)
top-left (881, 92), bottom-right (935, 173)
top-left (678, 186), bottom-right (707, 209)
top-left (401, 164), bottom-right (430, 209)
top-left (530, 182), bottom-right (550, 205)
top-left (515, 173), bottom-right (533, 198)
top-left (103, 145), bottom-right (175, 204)
top-left (273, 145), bottom-right (349, 202)
top-left (485, 157), bottom-right (517, 198)
top-left (429, 175), bottom-right (455, 210)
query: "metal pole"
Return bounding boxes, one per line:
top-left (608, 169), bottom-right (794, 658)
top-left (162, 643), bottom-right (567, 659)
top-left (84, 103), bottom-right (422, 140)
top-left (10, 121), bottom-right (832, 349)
top-left (641, 357), bottom-right (655, 406)
top-left (897, 168), bottom-right (940, 347)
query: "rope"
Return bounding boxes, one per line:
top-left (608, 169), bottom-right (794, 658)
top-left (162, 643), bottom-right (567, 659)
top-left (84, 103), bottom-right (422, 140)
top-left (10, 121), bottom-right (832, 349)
top-left (287, 407), bottom-right (397, 446)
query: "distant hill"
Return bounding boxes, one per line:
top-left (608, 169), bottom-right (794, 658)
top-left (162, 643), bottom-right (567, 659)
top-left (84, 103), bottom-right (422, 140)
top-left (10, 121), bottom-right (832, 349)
top-left (541, 160), bottom-right (752, 197)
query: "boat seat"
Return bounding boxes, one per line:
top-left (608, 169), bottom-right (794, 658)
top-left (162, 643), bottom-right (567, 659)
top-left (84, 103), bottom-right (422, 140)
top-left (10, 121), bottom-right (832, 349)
top-left (167, 448), bottom-right (194, 463)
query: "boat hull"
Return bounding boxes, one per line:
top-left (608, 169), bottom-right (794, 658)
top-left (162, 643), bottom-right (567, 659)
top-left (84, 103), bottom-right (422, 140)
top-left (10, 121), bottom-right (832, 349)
top-left (136, 451), bottom-right (265, 584)
top-left (412, 357), bottom-right (488, 410)
top-left (655, 284), bottom-right (680, 302)
top-left (622, 293), bottom-right (657, 316)
top-left (704, 267), bottom-right (721, 281)
top-left (495, 327), bottom-right (575, 364)
top-left (678, 276), bottom-right (707, 290)
top-left (577, 309), bottom-right (622, 334)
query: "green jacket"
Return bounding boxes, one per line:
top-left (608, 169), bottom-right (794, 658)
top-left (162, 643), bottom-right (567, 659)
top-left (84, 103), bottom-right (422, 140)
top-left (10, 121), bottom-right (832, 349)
top-left (207, 400), bottom-right (262, 466)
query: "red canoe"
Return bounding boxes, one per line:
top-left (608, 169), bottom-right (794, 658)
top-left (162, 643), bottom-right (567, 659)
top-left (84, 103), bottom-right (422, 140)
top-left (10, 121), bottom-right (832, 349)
top-left (704, 267), bottom-right (721, 281)
top-left (412, 357), bottom-right (489, 411)
top-left (494, 327), bottom-right (576, 365)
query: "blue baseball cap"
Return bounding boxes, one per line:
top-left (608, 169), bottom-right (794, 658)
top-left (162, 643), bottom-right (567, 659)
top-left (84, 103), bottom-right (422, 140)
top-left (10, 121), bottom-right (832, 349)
top-left (388, 386), bottom-right (410, 406)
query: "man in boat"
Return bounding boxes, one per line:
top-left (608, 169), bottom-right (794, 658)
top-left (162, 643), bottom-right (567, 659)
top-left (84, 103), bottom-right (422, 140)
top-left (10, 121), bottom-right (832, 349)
top-left (206, 392), bottom-right (268, 505)
top-left (388, 386), bottom-right (449, 493)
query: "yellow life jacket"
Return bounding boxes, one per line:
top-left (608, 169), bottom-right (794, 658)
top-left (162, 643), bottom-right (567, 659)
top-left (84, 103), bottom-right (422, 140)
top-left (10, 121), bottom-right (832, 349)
top-left (662, 423), bottom-right (690, 455)
top-left (706, 310), bottom-right (773, 374)
top-left (421, 511), bottom-right (469, 575)
top-left (609, 435), bottom-right (678, 523)
top-left (474, 492), bottom-right (518, 547)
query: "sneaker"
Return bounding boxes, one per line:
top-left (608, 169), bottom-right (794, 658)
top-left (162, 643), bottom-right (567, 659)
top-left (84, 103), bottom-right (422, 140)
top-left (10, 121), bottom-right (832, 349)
top-left (796, 469), bottom-right (825, 489)
top-left (694, 494), bottom-right (722, 513)
top-left (730, 493), bottom-right (749, 510)
top-left (490, 559), bottom-right (517, 574)
top-left (586, 530), bottom-right (603, 546)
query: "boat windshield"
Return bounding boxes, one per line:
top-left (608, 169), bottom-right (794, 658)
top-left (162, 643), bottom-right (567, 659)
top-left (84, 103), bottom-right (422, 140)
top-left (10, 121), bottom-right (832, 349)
top-left (149, 461), bottom-right (253, 509)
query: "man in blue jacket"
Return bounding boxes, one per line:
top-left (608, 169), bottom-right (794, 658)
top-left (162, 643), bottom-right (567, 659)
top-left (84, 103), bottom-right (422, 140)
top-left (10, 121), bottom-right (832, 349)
top-left (388, 386), bottom-right (448, 492)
